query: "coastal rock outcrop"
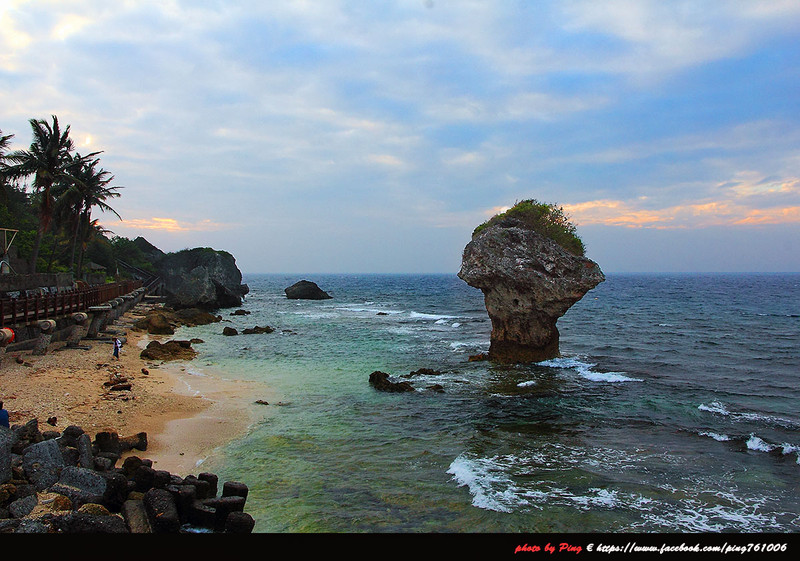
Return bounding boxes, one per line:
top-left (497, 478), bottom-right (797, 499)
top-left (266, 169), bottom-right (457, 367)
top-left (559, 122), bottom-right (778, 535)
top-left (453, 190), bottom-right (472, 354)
top-left (284, 280), bottom-right (332, 300)
top-left (157, 248), bottom-right (249, 310)
top-left (458, 213), bottom-right (604, 363)
top-left (368, 371), bottom-right (415, 393)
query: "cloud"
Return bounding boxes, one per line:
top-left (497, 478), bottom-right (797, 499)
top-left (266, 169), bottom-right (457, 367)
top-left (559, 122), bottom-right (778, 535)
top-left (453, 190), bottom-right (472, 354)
top-left (564, 172), bottom-right (800, 229)
top-left (2, 1), bottom-right (799, 272)
top-left (110, 217), bottom-right (231, 234)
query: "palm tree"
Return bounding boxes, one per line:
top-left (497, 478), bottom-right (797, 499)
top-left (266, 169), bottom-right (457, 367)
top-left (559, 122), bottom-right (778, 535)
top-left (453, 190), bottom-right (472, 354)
top-left (5, 115), bottom-right (78, 272)
top-left (76, 217), bottom-right (114, 278)
top-left (0, 129), bottom-right (14, 203)
top-left (60, 153), bottom-right (122, 273)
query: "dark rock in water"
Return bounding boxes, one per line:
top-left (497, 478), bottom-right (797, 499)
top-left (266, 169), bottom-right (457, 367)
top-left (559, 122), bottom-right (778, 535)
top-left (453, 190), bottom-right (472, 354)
top-left (408, 368), bottom-right (441, 376)
top-left (369, 371), bottom-right (415, 393)
top-left (242, 325), bottom-right (274, 335)
top-left (459, 220), bottom-right (604, 363)
top-left (285, 280), bottom-right (332, 300)
top-left (222, 326), bottom-right (238, 336)
top-left (468, 353), bottom-right (489, 362)
top-left (230, 309), bottom-right (250, 316)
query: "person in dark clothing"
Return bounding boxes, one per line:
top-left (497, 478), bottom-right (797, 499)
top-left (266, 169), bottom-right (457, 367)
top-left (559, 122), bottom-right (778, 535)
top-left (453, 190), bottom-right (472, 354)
top-left (0, 400), bottom-right (9, 428)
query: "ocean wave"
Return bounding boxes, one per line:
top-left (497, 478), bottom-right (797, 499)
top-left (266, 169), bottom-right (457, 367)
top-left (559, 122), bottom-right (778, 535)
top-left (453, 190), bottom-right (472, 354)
top-left (449, 341), bottom-right (489, 352)
top-left (698, 401), bottom-right (800, 429)
top-left (447, 454), bottom-right (519, 513)
top-left (699, 431), bottom-right (731, 442)
top-left (409, 311), bottom-right (461, 321)
top-left (537, 356), bottom-right (641, 383)
top-left (336, 305), bottom-right (405, 315)
top-left (745, 434), bottom-right (800, 463)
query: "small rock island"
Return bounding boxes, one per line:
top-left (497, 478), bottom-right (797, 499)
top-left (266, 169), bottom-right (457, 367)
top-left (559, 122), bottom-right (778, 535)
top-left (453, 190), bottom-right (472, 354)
top-left (284, 280), bottom-right (332, 300)
top-left (458, 200), bottom-right (604, 363)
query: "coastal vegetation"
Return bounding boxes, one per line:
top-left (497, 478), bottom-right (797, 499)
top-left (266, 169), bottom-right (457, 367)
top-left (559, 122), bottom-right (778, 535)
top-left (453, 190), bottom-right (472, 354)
top-left (0, 115), bottom-right (145, 278)
top-left (473, 199), bottom-right (585, 256)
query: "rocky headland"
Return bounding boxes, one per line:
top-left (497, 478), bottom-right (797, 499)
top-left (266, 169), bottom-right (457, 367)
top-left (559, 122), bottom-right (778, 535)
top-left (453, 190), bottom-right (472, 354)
top-left (156, 247), bottom-right (249, 310)
top-left (459, 201), bottom-right (604, 363)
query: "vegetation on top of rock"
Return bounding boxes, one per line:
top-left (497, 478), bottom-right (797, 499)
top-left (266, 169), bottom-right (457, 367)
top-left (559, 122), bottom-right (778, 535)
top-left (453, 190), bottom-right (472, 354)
top-left (472, 199), bottom-right (585, 257)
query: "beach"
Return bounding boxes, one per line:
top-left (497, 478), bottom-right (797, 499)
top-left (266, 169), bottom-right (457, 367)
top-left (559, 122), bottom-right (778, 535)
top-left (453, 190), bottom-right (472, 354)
top-left (0, 301), bottom-right (268, 476)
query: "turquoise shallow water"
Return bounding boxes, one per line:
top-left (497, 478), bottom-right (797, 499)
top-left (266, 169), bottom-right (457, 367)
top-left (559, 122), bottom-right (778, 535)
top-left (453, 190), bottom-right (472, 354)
top-left (170, 273), bottom-right (800, 533)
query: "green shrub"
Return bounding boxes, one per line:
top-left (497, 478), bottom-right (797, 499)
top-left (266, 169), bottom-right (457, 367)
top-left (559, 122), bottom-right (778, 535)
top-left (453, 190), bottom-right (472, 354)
top-left (473, 199), bottom-right (585, 256)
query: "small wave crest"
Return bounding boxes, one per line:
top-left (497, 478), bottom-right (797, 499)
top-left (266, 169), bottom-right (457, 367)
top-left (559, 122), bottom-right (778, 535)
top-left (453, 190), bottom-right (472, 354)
top-left (447, 454), bottom-right (519, 513)
top-left (537, 357), bottom-right (641, 383)
top-left (698, 401), bottom-right (800, 430)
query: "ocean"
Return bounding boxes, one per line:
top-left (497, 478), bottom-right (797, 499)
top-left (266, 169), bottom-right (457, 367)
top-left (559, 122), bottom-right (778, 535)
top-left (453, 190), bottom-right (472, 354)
top-left (170, 273), bottom-right (800, 533)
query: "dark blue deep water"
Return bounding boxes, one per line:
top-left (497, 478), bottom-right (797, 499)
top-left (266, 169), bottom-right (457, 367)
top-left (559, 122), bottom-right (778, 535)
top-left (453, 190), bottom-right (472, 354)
top-left (172, 273), bottom-right (800, 533)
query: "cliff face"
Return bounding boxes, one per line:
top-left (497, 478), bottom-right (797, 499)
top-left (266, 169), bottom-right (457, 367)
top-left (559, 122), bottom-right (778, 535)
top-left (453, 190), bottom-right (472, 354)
top-left (156, 248), bottom-right (249, 310)
top-left (458, 221), bottom-right (604, 363)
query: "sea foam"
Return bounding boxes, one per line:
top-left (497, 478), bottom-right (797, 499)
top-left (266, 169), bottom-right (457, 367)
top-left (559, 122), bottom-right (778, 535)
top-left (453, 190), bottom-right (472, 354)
top-left (537, 356), bottom-right (640, 383)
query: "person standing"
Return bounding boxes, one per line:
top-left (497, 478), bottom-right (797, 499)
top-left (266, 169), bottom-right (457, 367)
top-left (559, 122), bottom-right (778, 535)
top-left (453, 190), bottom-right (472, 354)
top-left (0, 400), bottom-right (9, 428)
top-left (113, 337), bottom-right (122, 361)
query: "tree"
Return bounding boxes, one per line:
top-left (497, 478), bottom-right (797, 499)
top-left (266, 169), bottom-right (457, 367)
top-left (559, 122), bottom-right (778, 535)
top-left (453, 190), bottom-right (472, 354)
top-left (0, 128), bottom-right (14, 203)
top-left (5, 115), bottom-right (81, 272)
top-left (58, 153), bottom-right (121, 273)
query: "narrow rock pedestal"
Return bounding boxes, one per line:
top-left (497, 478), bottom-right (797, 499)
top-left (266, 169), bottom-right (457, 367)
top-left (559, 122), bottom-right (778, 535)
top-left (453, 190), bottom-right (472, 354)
top-left (459, 223), bottom-right (604, 363)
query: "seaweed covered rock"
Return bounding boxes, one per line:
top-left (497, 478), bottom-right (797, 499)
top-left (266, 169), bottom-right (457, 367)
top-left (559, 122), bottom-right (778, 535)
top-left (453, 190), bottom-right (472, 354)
top-left (459, 201), bottom-right (604, 363)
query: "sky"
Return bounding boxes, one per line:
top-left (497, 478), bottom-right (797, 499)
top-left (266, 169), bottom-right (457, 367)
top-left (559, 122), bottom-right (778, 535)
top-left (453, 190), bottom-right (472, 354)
top-left (1, 0), bottom-right (799, 274)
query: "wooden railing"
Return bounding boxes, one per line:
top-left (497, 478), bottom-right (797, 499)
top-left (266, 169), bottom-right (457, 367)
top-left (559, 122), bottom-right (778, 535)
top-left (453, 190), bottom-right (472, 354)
top-left (0, 280), bottom-right (142, 327)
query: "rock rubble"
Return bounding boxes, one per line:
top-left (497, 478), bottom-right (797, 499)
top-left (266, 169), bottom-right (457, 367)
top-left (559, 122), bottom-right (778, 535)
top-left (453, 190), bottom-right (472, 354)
top-left (1, 419), bottom-right (254, 533)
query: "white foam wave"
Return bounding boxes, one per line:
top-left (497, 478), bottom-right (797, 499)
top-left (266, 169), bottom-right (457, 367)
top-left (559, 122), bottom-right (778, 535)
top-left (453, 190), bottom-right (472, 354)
top-left (517, 380), bottom-right (537, 387)
top-left (699, 431), bottom-right (731, 442)
top-left (337, 305), bottom-right (404, 315)
top-left (698, 401), bottom-right (798, 429)
top-left (449, 341), bottom-right (489, 352)
top-left (698, 401), bottom-right (729, 416)
top-left (409, 311), bottom-right (460, 321)
top-left (747, 435), bottom-right (774, 453)
top-left (447, 454), bottom-right (519, 513)
top-left (537, 356), bottom-right (640, 383)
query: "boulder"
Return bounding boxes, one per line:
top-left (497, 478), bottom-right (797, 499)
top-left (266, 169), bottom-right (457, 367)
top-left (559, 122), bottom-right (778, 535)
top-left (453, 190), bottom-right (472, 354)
top-left (369, 371), bottom-right (415, 393)
top-left (22, 439), bottom-right (65, 490)
top-left (285, 280), bottom-right (332, 300)
top-left (458, 220), bottom-right (604, 363)
top-left (156, 247), bottom-right (249, 310)
top-left (133, 312), bottom-right (175, 335)
top-left (139, 340), bottom-right (197, 361)
top-left (242, 326), bottom-right (274, 335)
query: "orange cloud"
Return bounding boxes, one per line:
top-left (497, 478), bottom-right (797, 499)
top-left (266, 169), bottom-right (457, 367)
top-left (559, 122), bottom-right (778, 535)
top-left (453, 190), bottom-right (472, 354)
top-left (564, 200), bottom-right (800, 229)
top-left (734, 206), bottom-right (800, 225)
top-left (110, 217), bottom-right (230, 233)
